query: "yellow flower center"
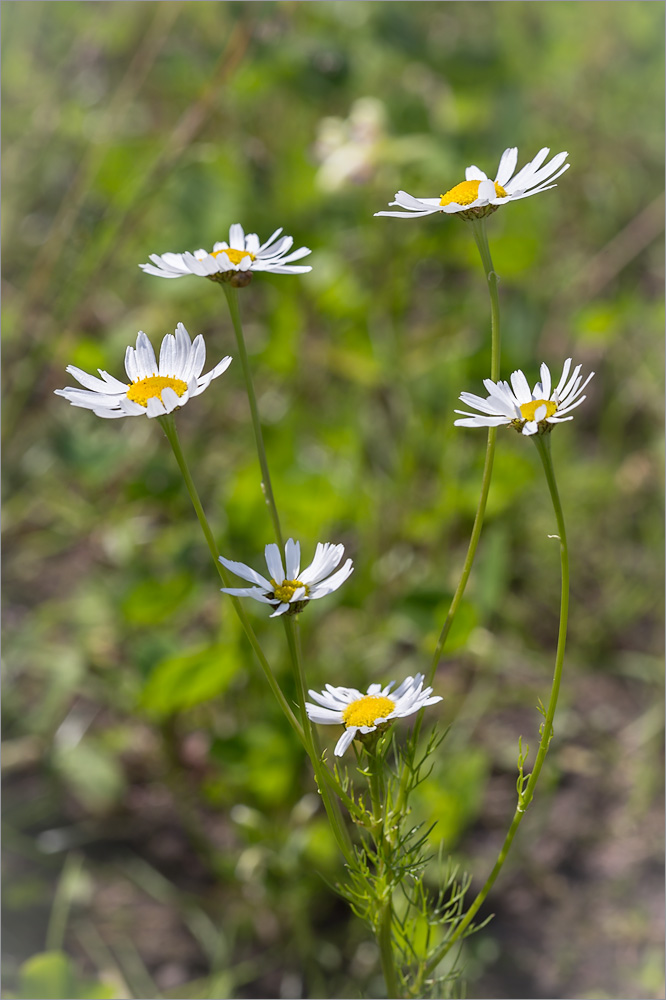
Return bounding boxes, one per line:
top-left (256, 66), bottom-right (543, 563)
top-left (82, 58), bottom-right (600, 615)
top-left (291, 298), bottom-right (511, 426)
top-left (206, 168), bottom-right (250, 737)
top-left (211, 248), bottom-right (256, 265)
top-left (271, 579), bottom-right (308, 603)
top-left (519, 399), bottom-right (558, 422)
top-left (342, 695), bottom-right (396, 729)
top-left (439, 179), bottom-right (508, 207)
top-left (126, 375), bottom-right (188, 407)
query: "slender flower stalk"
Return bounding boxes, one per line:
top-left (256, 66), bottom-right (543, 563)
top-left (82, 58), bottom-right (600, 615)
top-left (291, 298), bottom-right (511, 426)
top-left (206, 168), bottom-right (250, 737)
top-left (158, 413), bottom-right (302, 743)
top-left (378, 901), bottom-right (399, 1000)
top-left (282, 617), bottom-right (355, 864)
top-left (221, 283), bottom-right (285, 548)
top-left (421, 432), bottom-right (570, 982)
top-left (363, 741), bottom-right (400, 999)
top-left (427, 217), bottom-right (500, 686)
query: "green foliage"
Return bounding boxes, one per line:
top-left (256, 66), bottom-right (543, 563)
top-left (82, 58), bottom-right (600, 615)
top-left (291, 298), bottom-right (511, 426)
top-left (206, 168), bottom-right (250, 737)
top-left (16, 951), bottom-right (118, 1000)
top-left (140, 643), bottom-right (242, 716)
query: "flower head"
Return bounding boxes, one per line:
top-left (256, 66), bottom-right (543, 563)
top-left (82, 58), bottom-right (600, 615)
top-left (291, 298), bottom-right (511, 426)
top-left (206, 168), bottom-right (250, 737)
top-left (140, 224), bottom-right (312, 287)
top-left (219, 539), bottom-right (353, 618)
top-left (454, 358), bottom-right (594, 436)
top-left (374, 146), bottom-right (569, 221)
top-left (55, 323), bottom-right (232, 420)
top-left (306, 674), bottom-right (442, 756)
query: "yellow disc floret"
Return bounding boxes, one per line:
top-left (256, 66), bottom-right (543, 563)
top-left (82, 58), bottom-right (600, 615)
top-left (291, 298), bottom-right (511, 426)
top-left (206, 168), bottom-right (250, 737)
top-left (271, 579), bottom-right (309, 603)
top-left (519, 399), bottom-right (558, 422)
top-left (126, 375), bottom-right (188, 407)
top-left (342, 695), bottom-right (396, 729)
top-left (211, 248), bottom-right (256, 265)
top-left (440, 179), bottom-right (508, 207)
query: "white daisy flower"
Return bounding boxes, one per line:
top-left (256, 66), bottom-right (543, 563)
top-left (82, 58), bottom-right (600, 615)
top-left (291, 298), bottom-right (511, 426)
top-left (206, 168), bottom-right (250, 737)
top-left (305, 674), bottom-right (442, 756)
top-left (454, 358), bottom-right (594, 436)
top-left (219, 538), bottom-right (353, 618)
top-left (55, 323), bottom-right (232, 420)
top-left (139, 223), bottom-right (312, 286)
top-left (374, 146), bottom-right (569, 221)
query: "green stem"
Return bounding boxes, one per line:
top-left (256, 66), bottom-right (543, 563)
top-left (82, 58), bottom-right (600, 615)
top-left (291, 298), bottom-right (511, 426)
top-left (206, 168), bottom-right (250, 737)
top-left (378, 899), bottom-right (400, 999)
top-left (521, 433), bottom-right (569, 806)
top-left (427, 217), bottom-right (501, 686)
top-left (283, 617), bottom-right (355, 865)
top-left (422, 431), bottom-right (570, 980)
top-left (222, 284), bottom-right (284, 549)
top-left (158, 414), bottom-right (302, 744)
top-left (361, 741), bottom-right (401, 998)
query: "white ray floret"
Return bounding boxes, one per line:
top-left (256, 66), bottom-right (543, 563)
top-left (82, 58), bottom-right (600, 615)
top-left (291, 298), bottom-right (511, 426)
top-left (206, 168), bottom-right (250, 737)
top-left (219, 538), bottom-right (353, 618)
top-left (374, 146), bottom-right (569, 220)
top-left (55, 323), bottom-right (232, 420)
top-left (454, 358), bottom-right (594, 436)
top-left (139, 223), bottom-right (312, 280)
top-left (306, 674), bottom-right (442, 756)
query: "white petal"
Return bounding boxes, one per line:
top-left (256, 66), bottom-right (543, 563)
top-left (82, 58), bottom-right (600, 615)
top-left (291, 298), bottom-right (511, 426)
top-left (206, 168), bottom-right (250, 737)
top-left (158, 332), bottom-right (176, 375)
top-left (124, 344), bottom-right (141, 383)
top-left (253, 264), bottom-right (312, 274)
top-left (260, 235), bottom-right (293, 259)
top-left (392, 190), bottom-right (433, 209)
top-left (226, 223), bottom-right (244, 249)
top-left (135, 332), bottom-right (158, 378)
top-left (218, 556), bottom-right (273, 589)
top-left (552, 358), bottom-right (572, 397)
top-left (161, 386), bottom-right (185, 414)
top-left (258, 227), bottom-right (283, 253)
top-left (93, 406), bottom-right (128, 419)
top-left (264, 543), bottom-right (285, 584)
top-left (306, 706), bottom-right (344, 724)
top-left (524, 150), bottom-right (569, 190)
top-left (334, 728), bottom-right (358, 757)
top-left (283, 538), bottom-right (301, 580)
top-left (194, 356), bottom-right (233, 395)
top-left (495, 147), bottom-right (518, 187)
top-left (272, 246), bottom-right (311, 265)
top-left (307, 690), bottom-right (346, 711)
top-left (391, 675), bottom-right (419, 700)
top-left (374, 208), bottom-right (439, 219)
top-left (504, 147), bottom-right (550, 192)
top-left (117, 396), bottom-right (146, 416)
top-left (465, 165), bottom-right (488, 182)
top-left (183, 335), bottom-right (206, 382)
top-left (299, 543), bottom-right (345, 585)
top-left (557, 364), bottom-right (583, 403)
top-left (554, 398), bottom-right (586, 417)
top-left (308, 559), bottom-right (354, 598)
top-left (454, 414), bottom-right (508, 428)
top-left (269, 603), bottom-right (290, 618)
top-left (477, 178), bottom-right (497, 203)
top-left (220, 587), bottom-right (274, 604)
top-left (509, 369), bottom-right (532, 404)
top-left (458, 391), bottom-right (504, 416)
top-left (145, 396), bottom-right (165, 419)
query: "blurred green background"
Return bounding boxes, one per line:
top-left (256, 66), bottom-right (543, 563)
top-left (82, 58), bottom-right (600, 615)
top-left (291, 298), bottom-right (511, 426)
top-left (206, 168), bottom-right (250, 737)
top-left (2, 2), bottom-right (664, 998)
